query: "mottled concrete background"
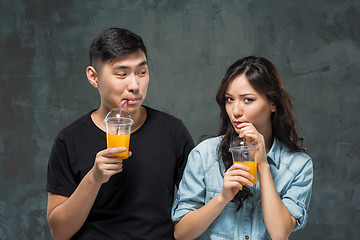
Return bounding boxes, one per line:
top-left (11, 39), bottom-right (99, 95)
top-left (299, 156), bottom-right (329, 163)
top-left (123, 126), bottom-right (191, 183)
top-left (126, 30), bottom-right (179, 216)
top-left (0, 0), bottom-right (359, 239)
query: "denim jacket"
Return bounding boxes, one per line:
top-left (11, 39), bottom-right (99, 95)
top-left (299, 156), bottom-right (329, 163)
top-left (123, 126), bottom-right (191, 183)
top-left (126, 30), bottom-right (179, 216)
top-left (172, 136), bottom-right (313, 240)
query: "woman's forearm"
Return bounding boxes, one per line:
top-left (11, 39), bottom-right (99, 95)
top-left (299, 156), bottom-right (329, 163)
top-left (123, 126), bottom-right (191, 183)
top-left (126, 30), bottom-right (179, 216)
top-left (174, 194), bottom-right (229, 240)
top-left (258, 163), bottom-right (296, 240)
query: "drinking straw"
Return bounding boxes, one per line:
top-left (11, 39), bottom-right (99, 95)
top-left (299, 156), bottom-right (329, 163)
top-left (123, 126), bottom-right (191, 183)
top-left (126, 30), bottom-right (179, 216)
top-left (242, 137), bottom-right (245, 161)
top-left (116, 100), bottom-right (129, 135)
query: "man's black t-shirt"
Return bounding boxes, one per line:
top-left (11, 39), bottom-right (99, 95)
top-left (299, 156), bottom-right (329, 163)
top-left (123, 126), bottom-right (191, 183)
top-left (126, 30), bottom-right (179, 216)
top-left (46, 106), bottom-right (194, 239)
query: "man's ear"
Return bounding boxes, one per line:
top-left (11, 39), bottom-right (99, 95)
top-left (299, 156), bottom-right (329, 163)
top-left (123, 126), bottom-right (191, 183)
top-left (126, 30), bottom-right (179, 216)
top-left (86, 66), bottom-right (99, 88)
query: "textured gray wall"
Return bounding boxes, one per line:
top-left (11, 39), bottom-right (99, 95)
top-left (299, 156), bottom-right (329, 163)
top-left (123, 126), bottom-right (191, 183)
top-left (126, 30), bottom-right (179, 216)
top-left (1, 0), bottom-right (359, 239)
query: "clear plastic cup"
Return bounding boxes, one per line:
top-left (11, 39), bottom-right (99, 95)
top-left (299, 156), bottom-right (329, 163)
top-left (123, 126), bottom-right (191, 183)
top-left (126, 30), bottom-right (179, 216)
top-left (229, 136), bottom-right (258, 185)
top-left (104, 109), bottom-right (134, 159)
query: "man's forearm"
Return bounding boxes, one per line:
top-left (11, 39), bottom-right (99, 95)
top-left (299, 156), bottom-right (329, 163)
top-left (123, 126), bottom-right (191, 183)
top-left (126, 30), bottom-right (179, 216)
top-left (47, 169), bottom-right (102, 240)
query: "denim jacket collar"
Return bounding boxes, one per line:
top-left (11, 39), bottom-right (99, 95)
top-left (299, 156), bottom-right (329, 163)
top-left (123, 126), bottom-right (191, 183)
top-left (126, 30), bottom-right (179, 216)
top-left (266, 138), bottom-right (281, 168)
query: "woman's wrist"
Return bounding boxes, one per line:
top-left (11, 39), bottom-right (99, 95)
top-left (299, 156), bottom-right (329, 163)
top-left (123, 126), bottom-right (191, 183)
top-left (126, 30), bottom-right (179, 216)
top-left (257, 161), bottom-right (270, 173)
top-left (216, 193), bottom-right (232, 207)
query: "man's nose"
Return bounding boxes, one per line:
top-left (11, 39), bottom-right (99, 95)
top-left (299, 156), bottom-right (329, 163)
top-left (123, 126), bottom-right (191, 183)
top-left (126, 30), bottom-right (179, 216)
top-left (127, 74), bottom-right (139, 92)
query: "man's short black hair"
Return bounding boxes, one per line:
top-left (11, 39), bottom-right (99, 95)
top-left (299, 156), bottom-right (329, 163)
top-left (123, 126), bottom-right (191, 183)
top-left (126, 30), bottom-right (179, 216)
top-left (89, 27), bottom-right (147, 69)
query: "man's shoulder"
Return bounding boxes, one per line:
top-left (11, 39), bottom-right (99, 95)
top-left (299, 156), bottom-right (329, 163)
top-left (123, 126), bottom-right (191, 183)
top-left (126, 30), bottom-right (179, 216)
top-left (144, 106), bottom-right (193, 144)
top-left (146, 106), bottom-right (182, 124)
top-left (57, 111), bottom-right (93, 140)
top-left (146, 106), bottom-right (179, 120)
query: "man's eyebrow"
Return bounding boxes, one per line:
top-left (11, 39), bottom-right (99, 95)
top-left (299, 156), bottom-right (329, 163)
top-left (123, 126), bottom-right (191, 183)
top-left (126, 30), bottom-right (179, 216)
top-left (112, 60), bottom-right (148, 70)
top-left (138, 60), bottom-right (147, 66)
top-left (112, 65), bottom-right (129, 70)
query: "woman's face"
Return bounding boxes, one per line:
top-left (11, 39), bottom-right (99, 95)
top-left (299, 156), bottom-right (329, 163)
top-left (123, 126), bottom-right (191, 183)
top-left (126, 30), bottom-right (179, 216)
top-left (225, 74), bottom-right (276, 136)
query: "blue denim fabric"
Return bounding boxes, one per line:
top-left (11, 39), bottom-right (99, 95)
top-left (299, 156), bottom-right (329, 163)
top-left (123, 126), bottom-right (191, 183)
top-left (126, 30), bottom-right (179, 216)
top-left (172, 136), bottom-right (313, 240)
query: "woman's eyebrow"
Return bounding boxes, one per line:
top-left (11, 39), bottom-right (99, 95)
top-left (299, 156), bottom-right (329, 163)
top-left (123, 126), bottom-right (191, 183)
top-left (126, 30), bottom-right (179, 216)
top-left (225, 92), bottom-right (256, 97)
top-left (239, 93), bottom-right (256, 97)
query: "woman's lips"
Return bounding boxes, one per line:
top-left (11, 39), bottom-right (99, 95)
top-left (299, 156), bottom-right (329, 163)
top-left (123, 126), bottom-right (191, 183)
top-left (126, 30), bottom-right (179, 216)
top-left (233, 121), bottom-right (243, 127)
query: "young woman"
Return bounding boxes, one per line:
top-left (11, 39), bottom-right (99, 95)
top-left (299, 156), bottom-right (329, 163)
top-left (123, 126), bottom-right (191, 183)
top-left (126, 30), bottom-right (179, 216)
top-left (172, 56), bottom-right (313, 240)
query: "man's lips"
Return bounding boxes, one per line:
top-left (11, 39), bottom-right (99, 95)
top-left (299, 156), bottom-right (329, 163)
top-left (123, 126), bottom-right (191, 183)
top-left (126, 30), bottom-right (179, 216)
top-left (123, 98), bottom-right (140, 104)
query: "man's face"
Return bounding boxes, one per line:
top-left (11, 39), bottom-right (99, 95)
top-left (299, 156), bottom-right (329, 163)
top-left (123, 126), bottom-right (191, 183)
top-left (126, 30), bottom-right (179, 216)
top-left (96, 50), bottom-right (149, 116)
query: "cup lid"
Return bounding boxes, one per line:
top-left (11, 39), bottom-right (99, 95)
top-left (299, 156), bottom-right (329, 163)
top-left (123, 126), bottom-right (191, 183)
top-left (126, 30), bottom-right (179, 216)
top-left (104, 109), bottom-right (134, 125)
top-left (229, 136), bottom-right (258, 152)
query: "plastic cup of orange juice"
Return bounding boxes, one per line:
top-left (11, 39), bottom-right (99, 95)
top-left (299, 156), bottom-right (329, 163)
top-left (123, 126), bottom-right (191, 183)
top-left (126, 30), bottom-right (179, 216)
top-left (229, 136), bottom-right (258, 185)
top-left (104, 109), bottom-right (134, 159)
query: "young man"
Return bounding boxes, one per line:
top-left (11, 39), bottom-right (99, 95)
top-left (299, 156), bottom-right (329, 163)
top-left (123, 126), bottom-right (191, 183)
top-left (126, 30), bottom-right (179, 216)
top-left (46, 28), bottom-right (194, 240)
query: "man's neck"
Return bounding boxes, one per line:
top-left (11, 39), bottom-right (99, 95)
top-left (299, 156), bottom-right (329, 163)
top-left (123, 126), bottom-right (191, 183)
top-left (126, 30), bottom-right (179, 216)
top-left (91, 106), bottom-right (147, 133)
top-left (127, 105), bottom-right (147, 133)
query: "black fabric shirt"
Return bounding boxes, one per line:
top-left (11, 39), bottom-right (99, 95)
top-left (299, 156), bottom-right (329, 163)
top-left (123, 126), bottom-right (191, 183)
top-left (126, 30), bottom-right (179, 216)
top-left (46, 106), bottom-right (194, 239)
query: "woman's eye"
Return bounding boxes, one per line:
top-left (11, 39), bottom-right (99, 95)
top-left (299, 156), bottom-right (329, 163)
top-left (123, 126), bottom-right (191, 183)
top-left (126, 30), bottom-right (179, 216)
top-left (244, 98), bottom-right (254, 103)
top-left (226, 97), bottom-right (233, 102)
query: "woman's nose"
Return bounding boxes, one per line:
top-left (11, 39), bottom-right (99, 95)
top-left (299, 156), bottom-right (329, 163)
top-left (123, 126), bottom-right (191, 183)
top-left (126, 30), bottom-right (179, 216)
top-left (232, 102), bottom-right (242, 118)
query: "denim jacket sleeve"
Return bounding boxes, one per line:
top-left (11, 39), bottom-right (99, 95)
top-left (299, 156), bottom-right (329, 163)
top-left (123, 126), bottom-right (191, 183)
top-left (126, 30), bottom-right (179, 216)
top-left (280, 152), bottom-right (313, 231)
top-left (172, 147), bottom-right (206, 222)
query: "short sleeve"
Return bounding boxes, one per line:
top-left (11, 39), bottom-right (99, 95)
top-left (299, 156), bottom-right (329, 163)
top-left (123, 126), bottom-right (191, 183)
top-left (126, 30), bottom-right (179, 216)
top-left (172, 148), bottom-right (206, 222)
top-left (174, 120), bottom-right (195, 187)
top-left (282, 157), bottom-right (313, 231)
top-left (46, 135), bottom-right (77, 197)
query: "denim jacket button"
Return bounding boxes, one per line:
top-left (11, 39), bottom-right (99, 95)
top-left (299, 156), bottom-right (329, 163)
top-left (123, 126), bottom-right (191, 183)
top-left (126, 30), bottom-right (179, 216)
top-left (245, 235), bottom-right (249, 239)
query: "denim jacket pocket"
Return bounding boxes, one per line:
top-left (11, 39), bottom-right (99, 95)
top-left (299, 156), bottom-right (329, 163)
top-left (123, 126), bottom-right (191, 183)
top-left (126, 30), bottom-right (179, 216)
top-left (205, 190), bottom-right (237, 239)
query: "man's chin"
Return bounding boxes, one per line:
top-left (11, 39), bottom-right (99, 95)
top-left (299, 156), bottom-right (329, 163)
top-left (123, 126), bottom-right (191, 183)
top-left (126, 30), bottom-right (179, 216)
top-left (123, 104), bottom-right (143, 115)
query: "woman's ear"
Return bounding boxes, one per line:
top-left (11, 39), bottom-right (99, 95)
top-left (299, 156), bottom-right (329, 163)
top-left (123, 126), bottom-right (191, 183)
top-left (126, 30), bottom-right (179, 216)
top-left (86, 66), bottom-right (98, 88)
top-left (271, 102), bottom-right (276, 112)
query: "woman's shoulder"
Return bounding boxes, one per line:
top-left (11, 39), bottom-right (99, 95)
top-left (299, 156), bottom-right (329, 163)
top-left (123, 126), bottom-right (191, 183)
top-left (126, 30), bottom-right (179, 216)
top-left (195, 135), bottom-right (223, 152)
top-left (189, 136), bottom-right (222, 167)
top-left (278, 141), bottom-right (313, 172)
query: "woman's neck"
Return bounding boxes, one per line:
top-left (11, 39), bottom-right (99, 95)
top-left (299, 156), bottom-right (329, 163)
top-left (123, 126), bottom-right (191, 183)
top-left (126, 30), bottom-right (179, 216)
top-left (265, 135), bottom-right (273, 153)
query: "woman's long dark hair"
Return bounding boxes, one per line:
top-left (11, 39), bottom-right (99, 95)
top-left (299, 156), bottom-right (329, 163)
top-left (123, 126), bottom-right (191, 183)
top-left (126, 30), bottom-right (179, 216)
top-left (216, 56), bottom-right (305, 209)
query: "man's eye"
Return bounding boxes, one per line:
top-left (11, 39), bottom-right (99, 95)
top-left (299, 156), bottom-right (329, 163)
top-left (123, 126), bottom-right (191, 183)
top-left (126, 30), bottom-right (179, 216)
top-left (137, 70), bottom-right (147, 76)
top-left (116, 73), bottom-right (126, 77)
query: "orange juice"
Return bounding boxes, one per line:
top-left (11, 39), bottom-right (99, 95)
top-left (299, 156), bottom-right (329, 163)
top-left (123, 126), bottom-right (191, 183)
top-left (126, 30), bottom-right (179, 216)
top-left (106, 134), bottom-right (130, 159)
top-left (234, 161), bottom-right (257, 185)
